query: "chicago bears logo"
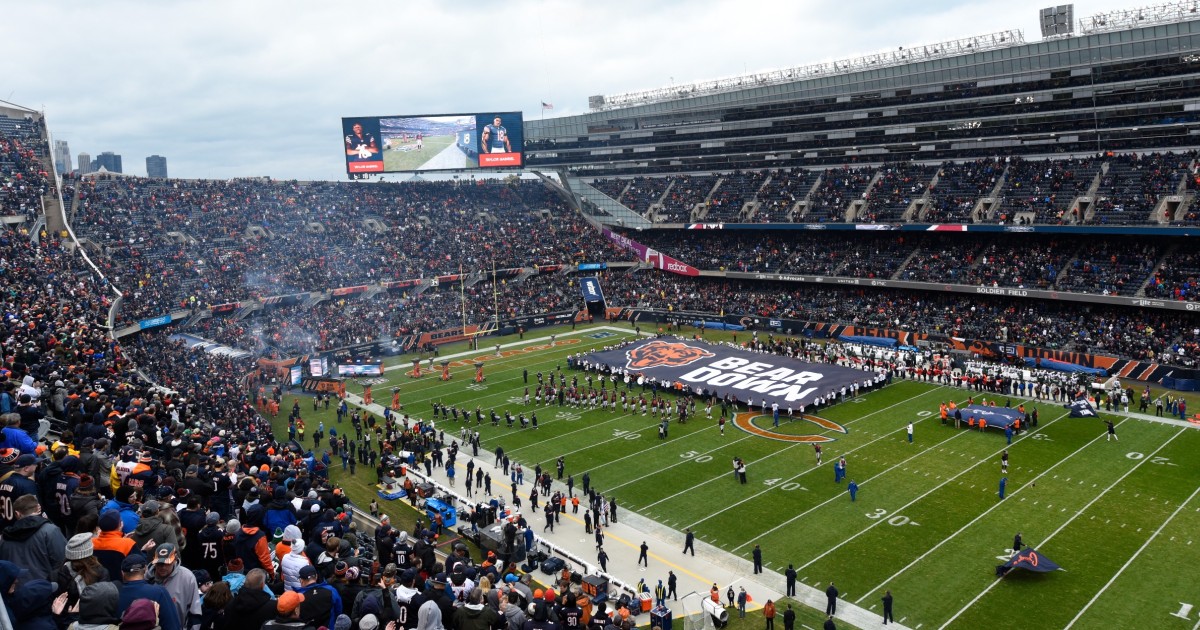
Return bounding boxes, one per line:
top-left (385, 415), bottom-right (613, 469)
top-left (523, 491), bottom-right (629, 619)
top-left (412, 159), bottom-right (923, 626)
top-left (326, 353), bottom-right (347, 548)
top-left (731, 412), bottom-right (847, 443)
top-left (625, 341), bottom-right (714, 370)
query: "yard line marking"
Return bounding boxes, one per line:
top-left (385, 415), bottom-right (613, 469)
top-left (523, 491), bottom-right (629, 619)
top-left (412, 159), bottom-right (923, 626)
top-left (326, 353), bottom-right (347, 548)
top-left (636, 385), bottom-right (950, 512)
top-left (651, 386), bottom-right (954, 522)
top-left (938, 427), bottom-right (1186, 630)
top-left (601, 431), bottom-right (761, 488)
top-left (395, 329), bottom-right (633, 404)
top-left (792, 409), bottom-right (1069, 570)
top-left (342, 329), bottom-right (633, 418)
top-left (724, 432), bottom-right (979, 549)
top-left (507, 410), bottom-right (641, 455)
top-left (1064, 481), bottom-right (1200, 629)
top-left (854, 414), bottom-right (1120, 605)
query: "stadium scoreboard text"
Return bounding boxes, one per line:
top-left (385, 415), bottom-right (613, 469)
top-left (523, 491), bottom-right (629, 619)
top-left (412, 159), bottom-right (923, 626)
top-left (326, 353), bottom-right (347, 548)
top-left (342, 111), bottom-right (524, 174)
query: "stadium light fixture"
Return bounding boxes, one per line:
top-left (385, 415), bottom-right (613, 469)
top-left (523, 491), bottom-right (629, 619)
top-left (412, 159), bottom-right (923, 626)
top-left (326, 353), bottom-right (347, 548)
top-left (590, 29), bottom-right (1024, 112)
top-left (1080, 0), bottom-right (1200, 34)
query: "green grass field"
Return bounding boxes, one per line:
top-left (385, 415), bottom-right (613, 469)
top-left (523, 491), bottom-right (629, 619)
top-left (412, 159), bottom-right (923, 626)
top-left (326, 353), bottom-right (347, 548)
top-left (381, 134), bottom-right (467, 171)
top-left (269, 324), bottom-right (1200, 630)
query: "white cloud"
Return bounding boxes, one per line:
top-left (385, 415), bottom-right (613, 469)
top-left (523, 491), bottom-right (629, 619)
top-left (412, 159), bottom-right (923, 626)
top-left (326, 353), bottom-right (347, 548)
top-left (2, 0), bottom-right (1145, 179)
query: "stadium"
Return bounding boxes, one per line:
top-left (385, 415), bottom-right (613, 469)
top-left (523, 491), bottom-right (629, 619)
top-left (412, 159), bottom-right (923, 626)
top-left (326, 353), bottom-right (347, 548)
top-left (3, 2), bottom-right (1200, 629)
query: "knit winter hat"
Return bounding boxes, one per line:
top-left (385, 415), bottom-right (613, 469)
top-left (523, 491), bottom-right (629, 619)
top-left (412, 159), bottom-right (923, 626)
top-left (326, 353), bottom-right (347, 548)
top-left (78, 582), bottom-right (119, 624)
top-left (65, 533), bottom-right (94, 560)
top-left (335, 614), bottom-right (352, 630)
top-left (121, 599), bottom-right (158, 630)
top-left (98, 510), bottom-right (122, 532)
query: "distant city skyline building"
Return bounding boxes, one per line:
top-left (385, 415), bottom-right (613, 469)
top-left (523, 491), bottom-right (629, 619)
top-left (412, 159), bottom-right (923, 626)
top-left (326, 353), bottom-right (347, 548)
top-left (94, 151), bottom-right (122, 173)
top-left (77, 152), bottom-right (92, 174)
top-left (53, 140), bottom-right (70, 175)
top-left (146, 154), bottom-right (168, 178)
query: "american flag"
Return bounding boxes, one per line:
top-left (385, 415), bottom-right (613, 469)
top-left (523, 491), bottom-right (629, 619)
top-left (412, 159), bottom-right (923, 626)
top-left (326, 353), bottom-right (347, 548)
top-left (541, 102), bottom-right (553, 110)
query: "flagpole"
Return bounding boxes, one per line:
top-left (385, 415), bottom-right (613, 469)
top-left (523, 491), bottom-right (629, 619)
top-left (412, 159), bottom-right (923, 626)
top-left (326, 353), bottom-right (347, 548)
top-left (492, 259), bottom-right (499, 331)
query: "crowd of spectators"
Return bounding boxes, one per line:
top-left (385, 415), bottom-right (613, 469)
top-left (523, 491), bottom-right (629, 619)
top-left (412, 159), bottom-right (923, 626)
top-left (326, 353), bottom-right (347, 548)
top-left (705, 170), bottom-right (768, 221)
top-left (615, 176), bottom-right (671, 215)
top-left (1092, 152), bottom-right (1196, 225)
top-left (1057, 240), bottom-right (1162, 296)
top-left (66, 176), bottom-right (629, 325)
top-left (584, 153), bottom-right (1198, 227)
top-left (923, 158), bottom-right (1003, 223)
top-left (806, 166), bottom-right (872, 222)
top-left (965, 239), bottom-right (1069, 290)
top-left (754, 169), bottom-right (819, 223)
top-left (895, 242), bottom-right (968, 284)
top-left (183, 270), bottom-right (585, 357)
top-left (862, 163), bottom-right (936, 223)
top-left (589, 178), bottom-right (628, 201)
top-left (599, 271), bottom-right (1199, 363)
top-left (657, 174), bottom-right (718, 223)
top-left (1145, 249), bottom-right (1200, 302)
top-left (620, 230), bottom-right (1199, 300)
top-left (839, 236), bottom-right (916, 279)
top-left (996, 156), bottom-right (1102, 224)
top-left (0, 116), bottom-right (52, 220)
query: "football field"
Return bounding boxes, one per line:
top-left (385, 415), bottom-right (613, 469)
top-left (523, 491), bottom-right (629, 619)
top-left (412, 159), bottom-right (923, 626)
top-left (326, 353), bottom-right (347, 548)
top-left (309, 326), bottom-right (1200, 629)
top-left (382, 133), bottom-right (460, 171)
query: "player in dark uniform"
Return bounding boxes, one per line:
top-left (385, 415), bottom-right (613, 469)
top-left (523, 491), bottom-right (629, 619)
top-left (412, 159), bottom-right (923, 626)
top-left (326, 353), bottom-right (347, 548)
top-left (345, 122), bottom-right (379, 161)
top-left (481, 117), bottom-right (511, 153)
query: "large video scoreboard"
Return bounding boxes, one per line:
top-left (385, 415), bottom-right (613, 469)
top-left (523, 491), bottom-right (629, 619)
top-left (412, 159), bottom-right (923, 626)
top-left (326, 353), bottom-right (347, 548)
top-left (342, 111), bottom-right (523, 174)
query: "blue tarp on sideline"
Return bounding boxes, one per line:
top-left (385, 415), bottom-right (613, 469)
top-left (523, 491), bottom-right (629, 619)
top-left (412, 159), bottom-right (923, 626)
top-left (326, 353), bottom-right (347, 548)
top-left (693, 321), bottom-right (745, 331)
top-left (1022, 357), bottom-right (1107, 376)
top-left (838, 335), bottom-right (898, 348)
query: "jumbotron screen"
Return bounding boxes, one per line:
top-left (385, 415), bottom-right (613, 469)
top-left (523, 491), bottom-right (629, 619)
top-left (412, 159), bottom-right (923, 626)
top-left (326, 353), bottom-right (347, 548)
top-left (342, 111), bottom-right (523, 174)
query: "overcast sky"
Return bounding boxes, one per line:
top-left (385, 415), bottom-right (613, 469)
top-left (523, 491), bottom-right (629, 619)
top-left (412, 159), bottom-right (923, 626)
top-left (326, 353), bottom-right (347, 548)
top-left (3, 0), bottom-right (1141, 180)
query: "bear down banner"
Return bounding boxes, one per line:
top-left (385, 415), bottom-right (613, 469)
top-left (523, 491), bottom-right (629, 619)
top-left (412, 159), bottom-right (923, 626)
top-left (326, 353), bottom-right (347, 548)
top-left (584, 338), bottom-right (878, 411)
